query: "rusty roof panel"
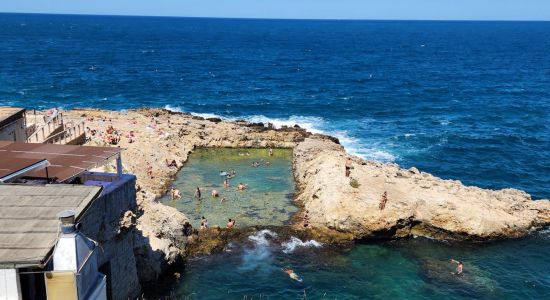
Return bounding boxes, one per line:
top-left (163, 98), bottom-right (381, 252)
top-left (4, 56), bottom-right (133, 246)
top-left (0, 142), bottom-right (121, 183)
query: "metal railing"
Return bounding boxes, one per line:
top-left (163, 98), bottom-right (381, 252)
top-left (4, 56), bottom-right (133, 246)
top-left (27, 112), bottom-right (64, 143)
top-left (45, 120), bottom-right (85, 145)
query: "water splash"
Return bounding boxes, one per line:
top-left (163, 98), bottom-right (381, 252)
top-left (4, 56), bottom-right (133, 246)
top-left (281, 236), bottom-right (322, 254)
top-left (240, 230), bottom-right (278, 272)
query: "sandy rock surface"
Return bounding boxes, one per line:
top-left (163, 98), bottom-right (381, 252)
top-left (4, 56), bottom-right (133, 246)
top-left (64, 108), bottom-right (309, 281)
top-left (293, 137), bottom-right (550, 241)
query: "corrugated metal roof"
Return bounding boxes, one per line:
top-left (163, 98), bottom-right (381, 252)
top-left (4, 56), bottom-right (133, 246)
top-left (0, 184), bottom-right (101, 268)
top-left (0, 141), bottom-right (121, 183)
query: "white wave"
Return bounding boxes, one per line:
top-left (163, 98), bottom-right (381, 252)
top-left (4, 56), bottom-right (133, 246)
top-left (281, 236), bottom-right (322, 254)
top-left (248, 229), bottom-right (278, 246)
top-left (240, 115), bottom-right (325, 134)
top-left (163, 105), bottom-right (397, 162)
top-left (331, 130), bottom-right (397, 162)
top-left (240, 116), bottom-right (396, 161)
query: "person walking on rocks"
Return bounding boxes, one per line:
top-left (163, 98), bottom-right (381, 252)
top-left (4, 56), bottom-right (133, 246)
top-left (345, 158), bottom-right (353, 177)
top-left (379, 191), bottom-right (388, 210)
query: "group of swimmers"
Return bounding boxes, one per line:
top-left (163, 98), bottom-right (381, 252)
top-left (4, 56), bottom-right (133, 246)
top-left (199, 216), bottom-right (236, 230)
top-left (251, 159), bottom-right (271, 167)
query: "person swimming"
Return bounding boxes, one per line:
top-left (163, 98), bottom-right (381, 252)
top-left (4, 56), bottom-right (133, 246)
top-left (194, 187), bottom-right (202, 200)
top-left (171, 187), bottom-right (181, 200)
top-left (450, 259), bottom-right (464, 275)
top-left (226, 218), bottom-right (236, 229)
top-left (282, 268), bottom-right (302, 282)
top-left (237, 183), bottom-right (247, 191)
top-left (211, 189), bottom-right (220, 197)
top-left (200, 216), bottom-right (208, 229)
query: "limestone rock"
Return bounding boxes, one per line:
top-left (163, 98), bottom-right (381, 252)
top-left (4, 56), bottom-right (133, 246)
top-left (293, 137), bottom-right (550, 241)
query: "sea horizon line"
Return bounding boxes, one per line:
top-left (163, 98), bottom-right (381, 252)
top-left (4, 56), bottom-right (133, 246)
top-left (1, 11), bottom-right (549, 23)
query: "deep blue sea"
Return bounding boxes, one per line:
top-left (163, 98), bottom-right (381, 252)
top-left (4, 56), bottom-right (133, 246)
top-left (1, 13), bottom-right (549, 299)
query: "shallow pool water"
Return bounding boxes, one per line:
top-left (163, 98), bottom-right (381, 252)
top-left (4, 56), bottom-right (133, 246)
top-left (162, 148), bottom-right (297, 228)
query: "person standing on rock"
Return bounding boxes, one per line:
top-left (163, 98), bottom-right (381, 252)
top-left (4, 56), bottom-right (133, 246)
top-left (345, 158), bottom-right (353, 177)
top-left (379, 191), bottom-right (388, 210)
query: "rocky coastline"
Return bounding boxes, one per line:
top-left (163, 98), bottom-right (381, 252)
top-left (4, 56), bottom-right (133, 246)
top-left (63, 107), bottom-right (550, 292)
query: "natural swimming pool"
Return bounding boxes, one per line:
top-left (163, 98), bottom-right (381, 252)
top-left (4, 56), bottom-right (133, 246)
top-left (161, 148), bottom-right (550, 300)
top-left (162, 148), bottom-right (297, 229)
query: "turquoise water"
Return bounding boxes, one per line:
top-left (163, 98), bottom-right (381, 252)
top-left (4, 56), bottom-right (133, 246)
top-left (161, 148), bottom-right (297, 228)
top-left (174, 230), bottom-right (550, 299)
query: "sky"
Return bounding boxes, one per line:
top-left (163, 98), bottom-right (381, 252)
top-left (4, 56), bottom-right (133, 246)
top-left (1, 0), bottom-right (549, 21)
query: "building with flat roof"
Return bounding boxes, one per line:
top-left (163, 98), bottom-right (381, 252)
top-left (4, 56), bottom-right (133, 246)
top-left (0, 142), bottom-right (141, 299)
top-left (0, 107), bottom-right (27, 142)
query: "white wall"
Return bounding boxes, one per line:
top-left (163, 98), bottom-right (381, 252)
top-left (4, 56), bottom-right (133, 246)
top-left (0, 269), bottom-right (21, 300)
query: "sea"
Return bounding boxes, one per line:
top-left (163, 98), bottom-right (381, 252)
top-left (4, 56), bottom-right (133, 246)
top-left (0, 13), bottom-right (549, 299)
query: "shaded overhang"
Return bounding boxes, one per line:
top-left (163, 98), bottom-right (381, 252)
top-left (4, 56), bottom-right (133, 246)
top-left (0, 141), bottom-right (122, 183)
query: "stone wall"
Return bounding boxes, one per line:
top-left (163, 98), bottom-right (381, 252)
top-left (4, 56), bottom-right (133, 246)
top-left (78, 174), bottom-right (141, 300)
top-left (0, 117), bottom-right (27, 142)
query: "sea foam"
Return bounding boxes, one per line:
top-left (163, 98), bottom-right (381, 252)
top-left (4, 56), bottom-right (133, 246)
top-left (281, 236), bottom-right (322, 254)
top-left (163, 105), bottom-right (396, 162)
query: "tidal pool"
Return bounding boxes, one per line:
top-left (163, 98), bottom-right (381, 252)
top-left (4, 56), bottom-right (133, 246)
top-left (162, 148), bottom-right (297, 228)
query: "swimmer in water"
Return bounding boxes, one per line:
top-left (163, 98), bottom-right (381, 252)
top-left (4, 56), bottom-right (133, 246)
top-left (224, 179), bottom-right (229, 188)
top-left (226, 218), bottom-right (235, 229)
top-left (237, 183), bottom-right (247, 191)
top-left (194, 187), bottom-right (201, 200)
top-left (450, 259), bottom-right (463, 275)
top-left (200, 216), bottom-right (208, 229)
top-left (282, 268), bottom-right (302, 282)
top-left (211, 189), bottom-right (220, 197)
top-left (171, 187), bottom-right (181, 200)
